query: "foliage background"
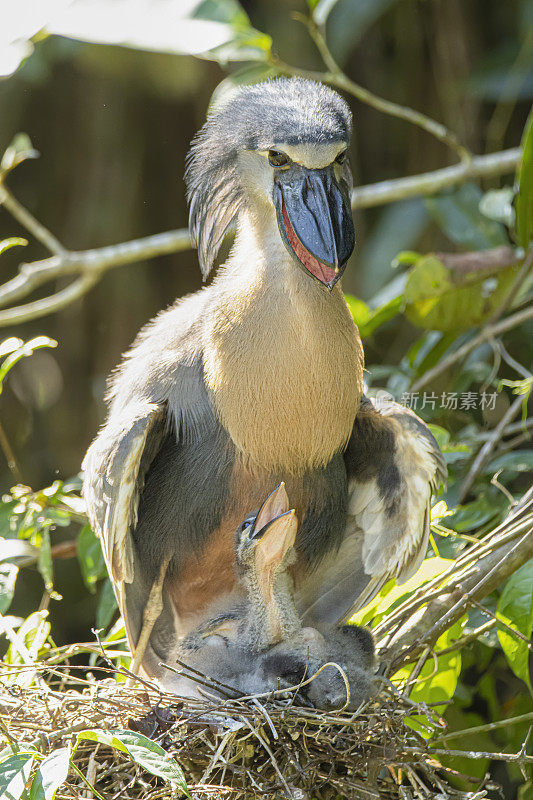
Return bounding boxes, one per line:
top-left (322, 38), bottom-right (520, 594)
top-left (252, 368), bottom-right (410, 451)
top-left (0, 0), bottom-right (532, 797)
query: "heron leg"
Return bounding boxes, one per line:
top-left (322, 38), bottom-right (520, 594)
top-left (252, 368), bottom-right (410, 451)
top-left (128, 555), bottom-right (171, 683)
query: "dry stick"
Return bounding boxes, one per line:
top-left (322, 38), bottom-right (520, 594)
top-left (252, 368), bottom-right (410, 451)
top-left (0, 150), bottom-right (520, 326)
top-left (428, 532), bottom-right (533, 642)
top-left (0, 183), bottom-right (65, 255)
top-left (458, 393), bottom-right (526, 502)
top-left (374, 511), bottom-right (530, 639)
top-left (161, 659), bottom-right (240, 699)
top-left (435, 711), bottom-right (533, 742)
top-left (468, 597), bottom-right (533, 648)
top-left (382, 500), bottom-right (533, 668)
top-left (411, 303), bottom-right (533, 392)
top-left (69, 760), bottom-right (107, 800)
top-left (376, 515), bottom-right (532, 647)
top-left (435, 620), bottom-right (496, 657)
top-left (403, 746), bottom-right (533, 764)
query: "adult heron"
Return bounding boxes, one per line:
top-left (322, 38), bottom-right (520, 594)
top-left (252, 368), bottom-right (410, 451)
top-left (83, 78), bottom-right (446, 685)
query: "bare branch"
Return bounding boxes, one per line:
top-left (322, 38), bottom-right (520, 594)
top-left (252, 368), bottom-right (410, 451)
top-left (0, 183), bottom-right (65, 255)
top-left (458, 392), bottom-right (527, 502)
top-left (0, 230), bottom-right (192, 310)
top-left (351, 147), bottom-right (520, 208)
top-left (380, 488), bottom-right (533, 670)
top-left (0, 147), bottom-right (521, 326)
top-left (411, 301), bottom-right (533, 392)
top-left (282, 17), bottom-right (471, 162)
top-left (434, 245), bottom-right (518, 276)
top-left (0, 272), bottom-right (101, 325)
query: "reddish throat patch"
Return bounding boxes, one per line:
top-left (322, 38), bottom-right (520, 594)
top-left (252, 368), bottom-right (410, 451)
top-left (282, 200), bottom-right (338, 286)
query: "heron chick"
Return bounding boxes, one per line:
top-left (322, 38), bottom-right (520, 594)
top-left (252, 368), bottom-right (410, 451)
top-left (170, 485), bottom-right (375, 711)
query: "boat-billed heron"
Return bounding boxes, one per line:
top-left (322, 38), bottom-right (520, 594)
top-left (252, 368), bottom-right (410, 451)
top-left (166, 484), bottom-right (375, 710)
top-left (83, 78), bottom-right (446, 686)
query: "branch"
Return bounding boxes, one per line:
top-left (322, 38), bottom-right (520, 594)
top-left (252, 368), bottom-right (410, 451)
top-left (351, 148), bottom-right (520, 208)
top-left (434, 245), bottom-right (519, 277)
top-left (0, 183), bottom-right (64, 255)
top-left (0, 230), bottom-right (192, 314)
top-left (282, 17), bottom-right (471, 162)
top-left (0, 148), bottom-right (521, 327)
top-left (410, 301), bottom-right (533, 392)
top-left (379, 488), bottom-right (533, 670)
top-left (458, 393), bottom-right (528, 502)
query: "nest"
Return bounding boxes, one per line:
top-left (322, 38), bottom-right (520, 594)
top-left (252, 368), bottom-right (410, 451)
top-left (1, 657), bottom-right (487, 800)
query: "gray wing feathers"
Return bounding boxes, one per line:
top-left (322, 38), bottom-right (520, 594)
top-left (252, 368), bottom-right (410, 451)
top-left (83, 289), bottom-right (215, 587)
top-left (82, 402), bottom-right (164, 583)
top-left (342, 399), bottom-right (447, 620)
top-left (299, 520), bottom-right (367, 626)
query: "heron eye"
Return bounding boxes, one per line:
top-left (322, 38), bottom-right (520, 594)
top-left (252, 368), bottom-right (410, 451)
top-left (238, 514), bottom-right (256, 535)
top-left (268, 150), bottom-right (289, 167)
top-left (335, 150), bottom-right (347, 165)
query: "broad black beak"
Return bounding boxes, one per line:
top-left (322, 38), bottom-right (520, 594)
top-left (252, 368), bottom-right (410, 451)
top-left (273, 166), bottom-right (355, 289)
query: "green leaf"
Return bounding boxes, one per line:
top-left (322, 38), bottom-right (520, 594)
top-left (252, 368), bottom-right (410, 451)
top-left (404, 253), bottom-right (519, 331)
top-left (0, 563), bottom-right (18, 614)
top-left (0, 238), bottom-right (28, 256)
top-left (440, 706), bottom-right (492, 784)
top-left (77, 729), bottom-right (189, 794)
top-left (448, 494), bottom-right (500, 532)
top-left (409, 331), bottom-right (458, 375)
top-left (344, 295), bottom-right (371, 327)
top-left (392, 250), bottom-right (422, 267)
top-left (497, 558), bottom-right (533, 692)
top-left (0, 134), bottom-right (39, 176)
top-left (345, 294), bottom-right (402, 338)
top-left (485, 449), bottom-right (533, 476)
top-left (426, 183), bottom-right (508, 249)
top-left (0, 752), bottom-right (35, 800)
top-left (516, 108), bottom-right (533, 248)
top-left (5, 610), bottom-right (51, 684)
top-left (77, 525), bottom-right (107, 593)
top-left (29, 748), bottom-right (70, 800)
top-left (0, 337), bottom-right (57, 393)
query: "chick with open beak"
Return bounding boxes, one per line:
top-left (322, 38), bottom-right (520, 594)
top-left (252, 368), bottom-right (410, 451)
top-left (172, 485), bottom-right (375, 711)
